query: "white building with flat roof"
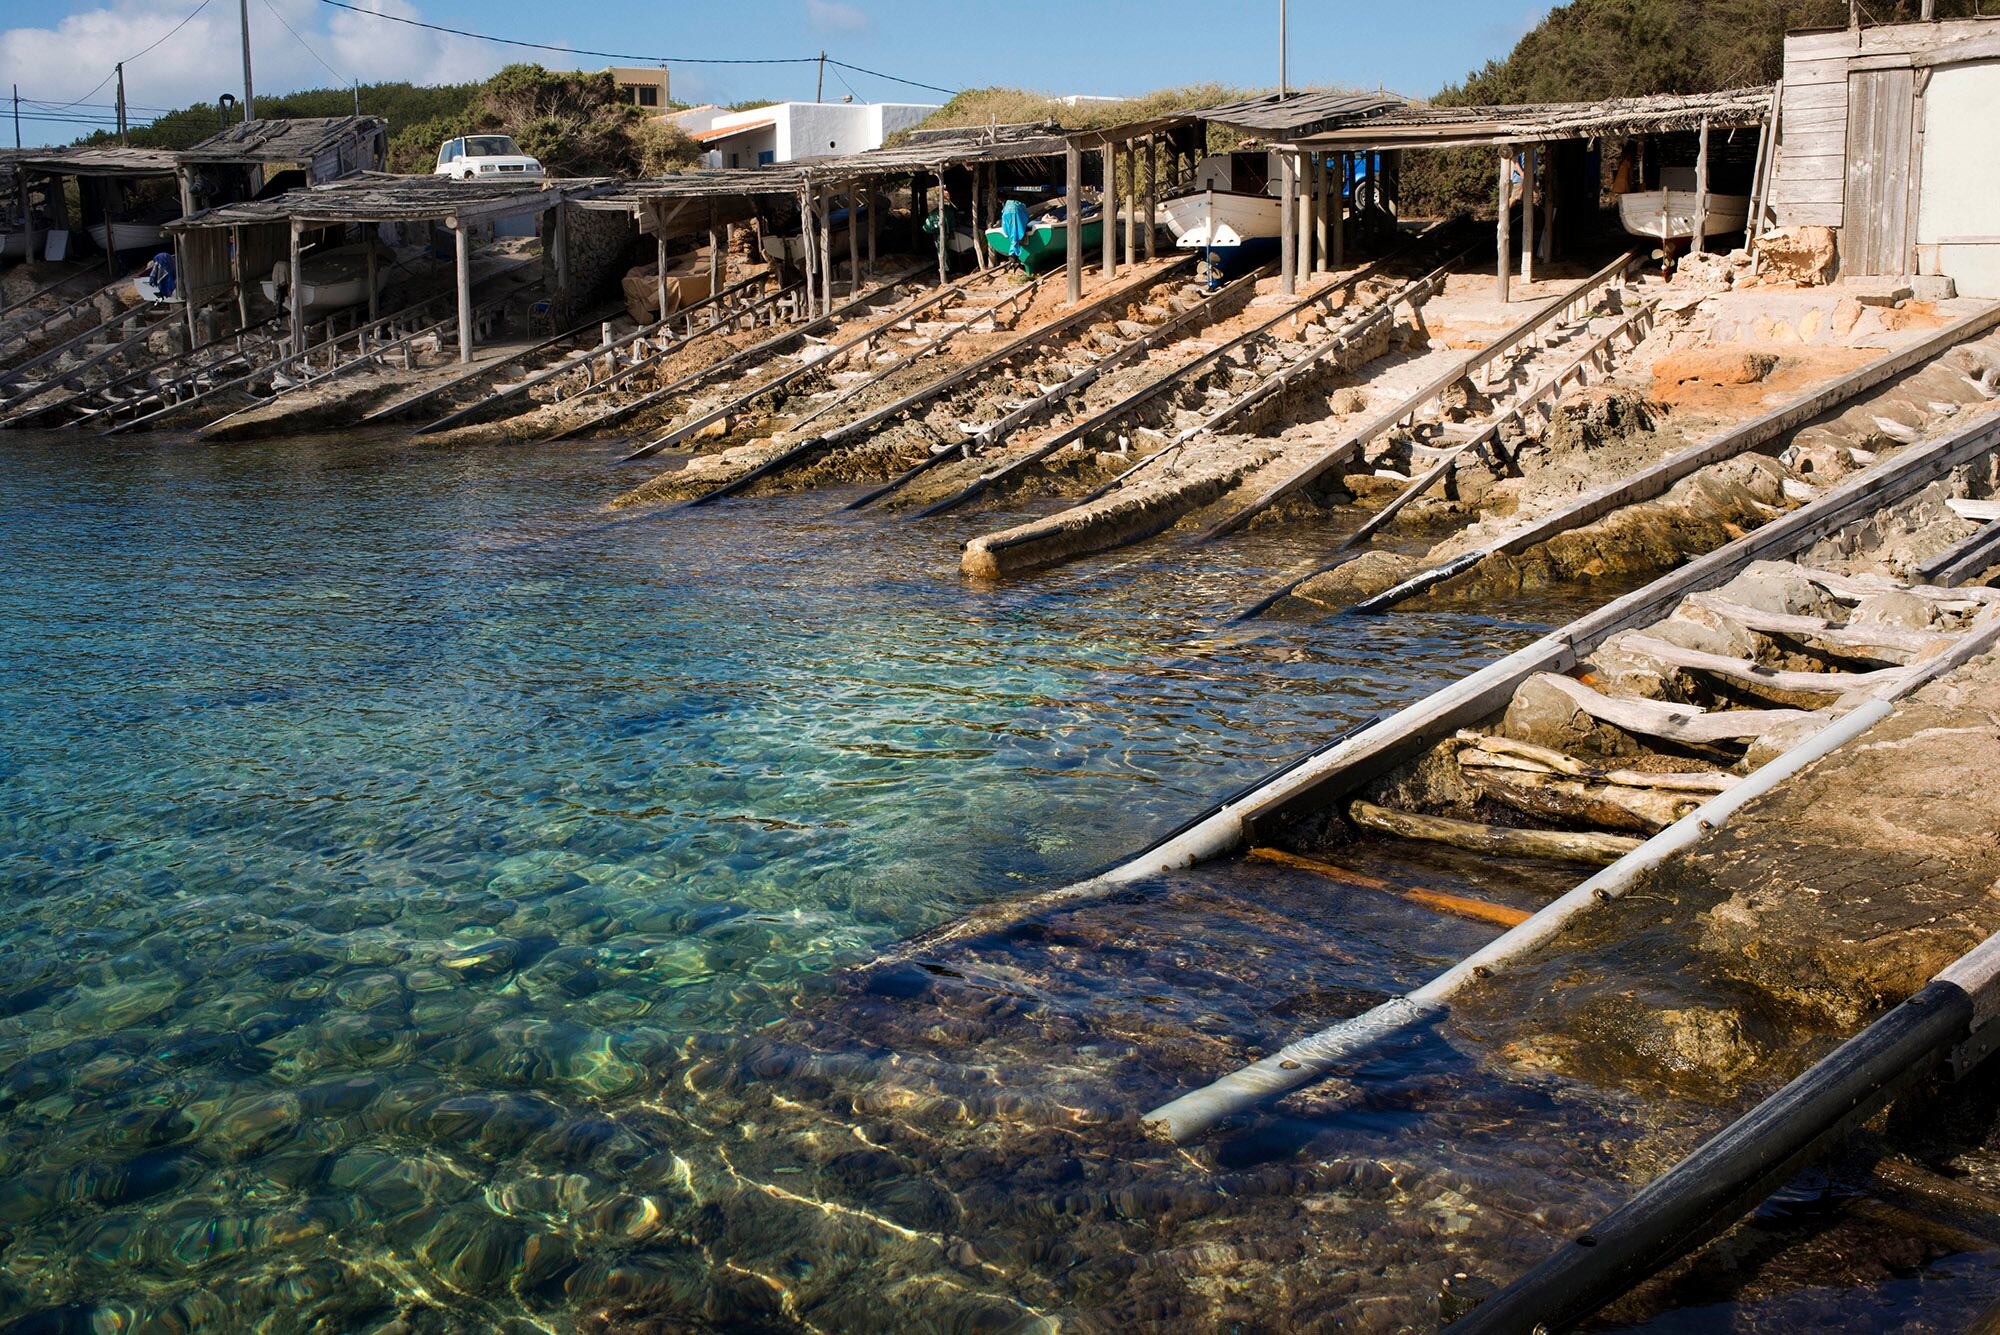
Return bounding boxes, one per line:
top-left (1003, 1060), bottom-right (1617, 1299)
top-left (678, 101), bottom-right (941, 169)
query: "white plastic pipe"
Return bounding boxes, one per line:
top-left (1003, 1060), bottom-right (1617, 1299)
top-left (1143, 697), bottom-right (1895, 1143)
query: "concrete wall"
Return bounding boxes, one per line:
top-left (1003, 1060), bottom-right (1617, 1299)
top-left (696, 101), bottom-right (941, 166)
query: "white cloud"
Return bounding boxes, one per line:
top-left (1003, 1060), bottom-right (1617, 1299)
top-left (0, 0), bottom-right (503, 144)
top-left (804, 0), bottom-right (872, 35)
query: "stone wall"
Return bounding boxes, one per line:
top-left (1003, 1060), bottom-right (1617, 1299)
top-left (542, 205), bottom-right (641, 321)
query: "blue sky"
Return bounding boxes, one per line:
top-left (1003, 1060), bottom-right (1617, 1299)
top-left (2, 0), bottom-right (1552, 145)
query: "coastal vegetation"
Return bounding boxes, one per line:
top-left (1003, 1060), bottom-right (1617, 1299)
top-left (88, 64), bottom-right (699, 177)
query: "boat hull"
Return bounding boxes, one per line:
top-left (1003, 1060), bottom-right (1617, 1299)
top-left (88, 221), bottom-right (166, 255)
top-left (259, 243), bottom-right (390, 316)
top-left (1618, 190), bottom-right (1750, 242)
top-left (1161, 189), bottom-right (1284, 277)
top-left (0, 232), bottom-right (28, 261)
top-left (984, 217), bottom-right (1104, 276)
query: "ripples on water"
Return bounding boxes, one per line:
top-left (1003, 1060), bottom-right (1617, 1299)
top-left (0, 430), bottom-right (1594, 1330)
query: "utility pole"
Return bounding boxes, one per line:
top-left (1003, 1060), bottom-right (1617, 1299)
top-left (816, 50), bottom-right (826, 103)
top-left (11, 85), bottom-right (19, 150)
top-left (1279, 0), bottom-right (1288, 97)
top-left (115, 63), bottom-right (128, 143)
top-left (240, 0), bottom-right (256, 119)
top-left (352, 79), bottom-right (359, 115)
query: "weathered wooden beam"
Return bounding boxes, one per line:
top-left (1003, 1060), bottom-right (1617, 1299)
top-left (1521, 145), bottom-right (1538, 283)
top-left (1101, 139), bottom-right (1117, 278)
top-left (1280, 149), bottom-right (1298, 297)
top-left (292, 218), bottom-right (309, 359)
top-left (1145, 134), bottom-right (1158, 261)
top-left (1496, 149), bottom-right (1512, 303)
top-left (1693, 116), bottom-right (1711, 256)
top-left (1528, 671), bottom-right (1821, 744)
top-left (1123, 141), bottom-right (1136, 266)
top-left (1066, 140), bottom-right (1083, 303)
top-left (1349, 798), bottom-right (1642, 865)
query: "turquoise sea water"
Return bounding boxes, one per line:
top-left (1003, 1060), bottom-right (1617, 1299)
top-left (0, 431), bottom-right (1555, 1330)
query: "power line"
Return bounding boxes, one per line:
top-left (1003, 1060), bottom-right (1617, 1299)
top-left (825, 58), bottom-right (960, 99)
top-left (34, 0), bottom-right (213, 113)
top-left (311, 0), bottom-right (962, 95)
top-left (260, 0), bottom-right (348, 86)
top-left (315, 0), bottom-right (820, 64)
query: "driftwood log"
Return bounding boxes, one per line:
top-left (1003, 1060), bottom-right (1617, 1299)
top-left (1452, 731), bottom-right (1734, 833)
top-left (1348, 799), bottom-right (1642, 865)
top-left (1526, 672), bottom-right (1823, 746)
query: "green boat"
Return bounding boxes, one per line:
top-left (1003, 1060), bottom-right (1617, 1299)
top-left (986, 214), bottom-right (1104, 276)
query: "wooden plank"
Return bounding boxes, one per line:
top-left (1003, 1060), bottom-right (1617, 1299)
top-left (1783, 82), bottom-right (1851, 111)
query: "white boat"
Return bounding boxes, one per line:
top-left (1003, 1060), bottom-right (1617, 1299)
top-left (260, 242), bottom-right (391, 316)
top-left (1161, 149), bottom-right (1285, 276)
top-left (1618, 189), bottom-right (1750, 243)
top-left (88, 220), bottom-right (167, 255)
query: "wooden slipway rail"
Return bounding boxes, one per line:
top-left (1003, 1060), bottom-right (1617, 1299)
top-left (1190, 247), bottom-right (1638, 546)
top-left (889, 400), bottom-right (2000, 1128)
top-left (1450, 926), bottom-right (2000, 1332)
top-left (1140, 405), bottom-right (2000, 1142)
top-left (621, 266), bottom-right (995, 463)
top-left (532, 274), bottom-right (889, 447)
top-left (687, 257), bottom-right (1201, 508)
top-left (910, 227), bottom-right (1476, 523)
top-left (1348, 301), bottom-right (2000, 614)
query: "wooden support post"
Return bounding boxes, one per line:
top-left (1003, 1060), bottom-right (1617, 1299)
top-left (708, 208), bottom-right (723, 313)
top-left (1298, 151), bottom-right (1315, 280)
top-left (655, 231), bottom-right (670, 326)
top-left (453, 219), bottom-right (472, 364)
top-left (798, 188), bottom-right (817, 317)
top-left (1280, 150), bottom-right (1298, 297)
top-left (934, 172), bottom-right (948, 288)
top-left (1692, 116), bottom-right (1711, 257)
top-left (230, 224), bottom-right (247, 329)
top-left (176, 167), bottom-right (195, 220)
top-left (1521, 145), bottom-right (1538, 285)
top-left (1145, 134), bottom-right (1158, 260)
top-left (821, 184), bottom-right (837, 313)
top-left (1123, 140), bottom-right (1136, 266)
top-left (287, 217), bottom-right (306, 356)
top-left (844, 183), bottom-right (859, 295)
top-left (104, 181), bottom-right (120, 281)
top-left (971, 165), bottom-right (987, 271)
top-left (175, 231), bottom-right (197, 349)
top-left (1332, 152), bottom-right (1347, 269)
top-left (19, 177), bottom-right (36, 268)
top-left (1101, 140), bottom-right (1116, 277)
top-left (1496, 149), bottom-right (1512, 304)
top-left (1311, 153), bottom-right (1327, 274)
top-left (1541, 145), bottom-right (1559, 264)
top-left (365, 237), bottom-right (379, 323)
top-left (866, 183), bottom-right (877, 281)
top-left (1065, 139), bottom-right (1083, 303)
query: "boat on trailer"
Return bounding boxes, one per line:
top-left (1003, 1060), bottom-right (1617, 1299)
top-left (1161, 149), bottom-right (1286, 277)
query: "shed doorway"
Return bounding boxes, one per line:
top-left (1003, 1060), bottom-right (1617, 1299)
top-left (1841, 67), bottom-right (1915, 277)
top-left (1917, 59), bottom-right (2000, 298)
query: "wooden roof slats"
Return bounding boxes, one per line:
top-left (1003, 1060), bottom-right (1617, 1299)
top-left (165, 175), bottom-right (615, 230)
top-left (177, 116), bottom-right (386, 165)
top-left (1298, 86), bottom-right (1775, 150)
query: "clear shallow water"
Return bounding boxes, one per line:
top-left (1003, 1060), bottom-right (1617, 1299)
top-left (0, 430), bottom-right (1559, 1330)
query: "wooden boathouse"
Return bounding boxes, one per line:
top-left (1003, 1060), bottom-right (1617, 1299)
top-left (1765, 14), bottom-right (2000, 295)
